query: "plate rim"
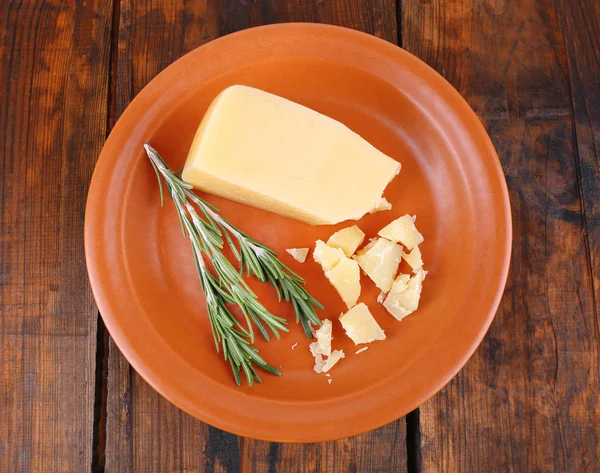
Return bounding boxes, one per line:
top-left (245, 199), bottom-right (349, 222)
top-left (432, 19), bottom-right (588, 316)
top-left (85, 22), bottom-right (512, 442)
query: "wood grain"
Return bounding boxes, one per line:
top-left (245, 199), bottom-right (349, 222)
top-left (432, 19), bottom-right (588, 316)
top-left (0, 0), bottom-right (113, 471)
top-left (105, 2), bottom-right (230, 472)
top-left (215, 0), bottom-right (397, 41)
top-left (104, 1), bottom-right (406, 472)
top-left (403, 0), bottom-right (600, 471)
top-left (240, 420), bottom-right (406, 473)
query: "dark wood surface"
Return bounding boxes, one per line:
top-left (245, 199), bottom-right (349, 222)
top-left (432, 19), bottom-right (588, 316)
top-left (0, 0), bottom-right (598, 472)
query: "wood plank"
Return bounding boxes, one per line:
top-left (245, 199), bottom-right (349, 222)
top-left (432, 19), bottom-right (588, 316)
top-left (403, 0), bottom-right (600, 471)
top-left (105, 1), bottom-right (406, 472)
top-left (240, 420), bottom-right (406, 473)
top-left (554, 0), bottom-right (600, 331)
top-left (0, 0), bottom-right (113, 471)
top-left (105, 2), bottom-right (240, 472)
top-left (233, 3), bottom-right (406, 472)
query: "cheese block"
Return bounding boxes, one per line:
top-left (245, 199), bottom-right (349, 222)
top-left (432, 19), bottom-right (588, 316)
top-left (327, 225), bottom-right (365, 257)
top-left (182, 85), bottom-right (401, 225)
top-left (383, 269), bottom-right (427, 320)
top-left (354, 238), bottom-right (403, 292)
top-left (286, 247), bottom-right (309, 263)
top-left (378, 215), bottom-right (424, 250)
top-left (324, 257), bottom-right (361, 309)
top-left (339, 303), bottom-right (386, 344)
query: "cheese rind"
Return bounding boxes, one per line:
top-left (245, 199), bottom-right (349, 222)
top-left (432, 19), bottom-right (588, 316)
top-left (182, 85), bottom-right (401, 225)
top-left (339, 303), bottom-right (386, 344)
top-left (327, 225), bottom-right (365, 257)
top-left (354, 238), bottom-right (403, 292)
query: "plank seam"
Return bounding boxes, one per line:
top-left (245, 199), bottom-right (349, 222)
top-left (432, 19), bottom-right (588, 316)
top-left (92, 314), bottom-right (109, 473)
top-left (397, 5), bottom-right (421, 473)
top-left (106, 0), bottom-right (122, 136)
top-left (406, 409), bottom-right (421, 473)
top-left (396, 0), bottom-right (402, 46)
top-left (92, 0), bottom-right (122, 470)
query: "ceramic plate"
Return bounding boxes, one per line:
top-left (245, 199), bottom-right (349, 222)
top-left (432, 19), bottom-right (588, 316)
top-left (85, 24), bottom-right (511, 442)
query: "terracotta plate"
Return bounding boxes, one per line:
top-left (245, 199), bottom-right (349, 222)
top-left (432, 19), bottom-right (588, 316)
top-left (85, 24), bottom-right (511, 442)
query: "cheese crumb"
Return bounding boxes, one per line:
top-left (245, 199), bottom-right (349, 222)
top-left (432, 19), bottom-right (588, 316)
top-left (355, 347), bottom-right (369, 354)
top-left (291, 342), bottom-right (298, 350)
top-left (324, 257), bottom-right (361, 309)
top-left (328, 379), bottom-right (333, 384)
top-left (286, 247), bottom-right (309, 263)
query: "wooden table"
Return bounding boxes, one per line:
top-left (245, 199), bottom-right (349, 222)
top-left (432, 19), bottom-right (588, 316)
top-left (1, 0), bottom-right (599, 471)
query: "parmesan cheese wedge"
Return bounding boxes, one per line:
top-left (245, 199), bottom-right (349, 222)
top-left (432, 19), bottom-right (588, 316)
top-left (326, 225), bottom-right (365, 257)
top-left (382, 269), bottom-right (427, 320)
top-left (339, 303), bottom-right (386, 344)
top-left (378, 215), bottom-right (424, 250)
top-left (402, 246), bottom-right (423, 271)
top-left (324, 257), bottom-right (361, 309)
top-left (182, 85), bottom-right (401, 225)
top-left (313, 240), bottom-right (346, 271)
top-left (314, 240), bottom-right (361, 308)
top-left (354, 238), bottom-right (403, 293)
top-left (321, 350), bottom-right (345, 373)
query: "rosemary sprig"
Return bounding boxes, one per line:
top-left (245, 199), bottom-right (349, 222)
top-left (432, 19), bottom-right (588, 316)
top-left (146, 143), bottom-right (323, 338)
top-left (196, 208), bottom-right (323, 338)
top-left (144, 143), bottom-right (285, 385)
